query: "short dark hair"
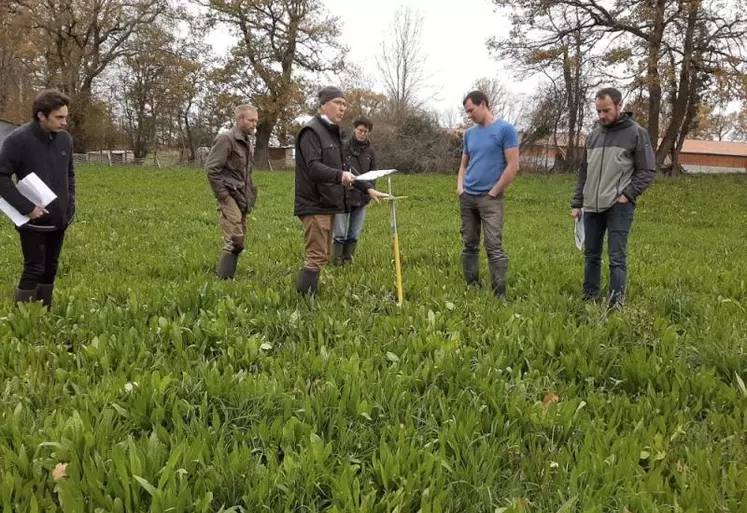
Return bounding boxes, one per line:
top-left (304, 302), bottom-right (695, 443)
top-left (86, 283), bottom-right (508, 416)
top-left (353, 116), bottom-right (373, 132)
top-left (32, 89), bottom-right (71, 121)
top-left (463, 90), bottom-right (489, 109)
top-left (595, 87), bottom-right (623, 105)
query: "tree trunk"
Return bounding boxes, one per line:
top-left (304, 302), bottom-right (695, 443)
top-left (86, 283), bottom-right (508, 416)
top-left (563, 47), bottom-right (578, 171)
top-left (69, 88), bottom-right (92, 152)
top-left (254, 120), bottom-right (272, 170)
top-left (183, 110), bottom-right (195, 162)
top-left (134, 137), bottom-right (148, 159)
top-left (673, 61), bottom-right (702, 175)
top-left (656, 0), bottom-right (699, 167)
top-left (646, 0), bottom-right (667, 161)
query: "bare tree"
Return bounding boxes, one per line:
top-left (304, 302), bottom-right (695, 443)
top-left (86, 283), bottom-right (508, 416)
top-left (201, 0), bottom-right (346, 169)
top-left (0, 4), bottom-right (35, 117)
top-left (736, 106), bottom-right (747, 140)
top-left (12, 0), bottom-right (169, 151)
top-left (489, 4), bottom-right (602, 169)
top-left (469, 77), bottom-right (529, 128)
top-left (439, 106), bottom-right (466, 129)
top-left (377, 6), bottom-right (428, 116)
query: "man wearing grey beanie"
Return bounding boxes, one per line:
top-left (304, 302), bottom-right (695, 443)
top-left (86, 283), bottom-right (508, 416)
top-left (293, 86), bottom-right (386, 296)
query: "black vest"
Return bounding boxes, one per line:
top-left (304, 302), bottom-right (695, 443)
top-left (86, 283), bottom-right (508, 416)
top-left (294, 116), bottom-right (348, 216)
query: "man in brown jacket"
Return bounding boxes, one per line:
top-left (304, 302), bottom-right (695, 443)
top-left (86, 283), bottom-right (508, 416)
top-left (205, 104), bottom-right (259, 279)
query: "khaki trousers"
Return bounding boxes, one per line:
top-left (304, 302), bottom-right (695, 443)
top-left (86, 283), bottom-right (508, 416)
top-left (218, 197), bottom-right (247, 254)
top-left (300, 215), bottom-right (334, 271)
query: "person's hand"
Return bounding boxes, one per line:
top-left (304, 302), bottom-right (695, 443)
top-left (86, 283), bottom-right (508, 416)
top-left (571, 208), bottom-right (582, 220)
top-left (27, 205), bottom-right (49, 219)
top-left (617, 195), bottom-right (629, 204)
top-left (457, 184), bottom-right (464, 196)
top-left (488, 188), bottom-right (501, 199)
top-left (367, 189), bottom-right (389, 204)
top-left (341, 171), bottom-right (355, 186)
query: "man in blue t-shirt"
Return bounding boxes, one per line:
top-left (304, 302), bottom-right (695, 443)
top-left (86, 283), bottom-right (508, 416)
top-left (457, 90), bottom-right (520, 299)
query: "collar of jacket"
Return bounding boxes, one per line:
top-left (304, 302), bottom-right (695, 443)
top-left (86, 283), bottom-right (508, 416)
top-left (349, 136), bottom-right (369, 155)
top-left (32, 120), bottom-right (57, 143)
top-left (351, 137), bottom-right (369, 149)
top-left (601, 113), bottom-right (634, 132)
top-left (315, 115), bottom-right (341, 136)
top-left (232, 126), bottom-right (250, 142)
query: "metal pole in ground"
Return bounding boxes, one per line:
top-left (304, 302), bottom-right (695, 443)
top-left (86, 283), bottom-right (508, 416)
top-left (388, 176), bottom-right (403, 305)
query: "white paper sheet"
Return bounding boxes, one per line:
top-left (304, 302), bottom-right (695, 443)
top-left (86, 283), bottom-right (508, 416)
top-left (0, 198), bottom-right (30, 226)
top-left (354, 168), bottom-right (398, 181)
top-left (0, 173), bottom-right (57, 227)
top-left (16, 173), bottom-right (57, 207)
top-left (574, 213), bottom-right (585, 250)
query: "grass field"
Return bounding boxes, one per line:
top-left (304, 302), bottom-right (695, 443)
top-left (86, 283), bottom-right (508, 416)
top-left (1, 166), bottom-right (746, 512)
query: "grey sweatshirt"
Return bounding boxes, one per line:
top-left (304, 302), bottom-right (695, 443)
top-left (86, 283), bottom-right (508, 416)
top-left (571, 114), bottom-right (656, 213)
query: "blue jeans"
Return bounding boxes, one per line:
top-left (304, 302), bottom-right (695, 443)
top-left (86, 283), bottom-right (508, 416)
top-left (583, 201), bottom-right (635, 303)
top-left (333, 206), bottom-right (366, 244)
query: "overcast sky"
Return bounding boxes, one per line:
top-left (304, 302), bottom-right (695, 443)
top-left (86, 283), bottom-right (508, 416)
top-left (206, 0), bottom-right (540, 116)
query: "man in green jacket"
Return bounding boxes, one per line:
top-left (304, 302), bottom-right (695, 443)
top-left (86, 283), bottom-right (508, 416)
top-left (571, 87), bottom-right (656, 308)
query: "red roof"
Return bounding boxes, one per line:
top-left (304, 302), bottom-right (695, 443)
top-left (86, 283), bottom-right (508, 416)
top-left (677, 139), bottom-right (747, 157)
top-left (524, 132), bottom-right (747, 158)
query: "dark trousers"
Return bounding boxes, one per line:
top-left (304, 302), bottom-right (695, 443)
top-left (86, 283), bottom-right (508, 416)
top-left (17, 229), bottom-right (66, 290)
top-left (583, 202), bottom-right (635, 302)
top-left (459, 192), bottom-right (507, 264)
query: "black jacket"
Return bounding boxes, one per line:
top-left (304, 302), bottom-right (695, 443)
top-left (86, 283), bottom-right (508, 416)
top-left (345, 137), bottom-right (376, 208)
top-left (293, 116), bottom-right (372, 216)
top-left (0, 121), bottom-right (76, 230)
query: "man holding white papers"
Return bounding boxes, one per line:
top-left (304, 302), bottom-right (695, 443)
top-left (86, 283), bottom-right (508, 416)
top-left (333, 116), bottom-right (378, 265)
top-left (0, 89), bottom-right (76, 309)
top-left (458, 90), bottom-right (520, 300)
top-left (293, 86), bottom-right (386, 296)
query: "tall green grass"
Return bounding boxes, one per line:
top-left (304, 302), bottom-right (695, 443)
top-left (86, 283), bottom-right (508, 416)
top-left (0, 166), bottom-right (745, 512)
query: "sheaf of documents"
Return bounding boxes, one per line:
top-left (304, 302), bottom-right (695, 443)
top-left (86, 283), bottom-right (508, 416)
top-left (354, 169), bottom-right (398, 181)
top-left (0, 173), bottom-right (57, 227)
top-left (574, 214), bottom-right (585, 250)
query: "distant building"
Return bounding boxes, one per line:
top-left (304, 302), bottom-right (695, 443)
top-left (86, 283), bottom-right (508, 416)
top-left (268, 146), bottom-right (295, 170)
top-left (674, 139), bottom-right (747, 173)
top-left (520, 133), bottom-right (747, 173)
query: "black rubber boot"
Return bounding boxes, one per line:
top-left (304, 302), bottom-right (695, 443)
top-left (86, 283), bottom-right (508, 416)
top-left (35, 284), bottom-right (54, 310)
top-left (488, 259), bottom-right (508, 299)
top-left (332, 243), bottom-right (344, 265)
top-left (14, 288), bottom-right (36, 304)
top-left (342, 242), bottom-right (357, 264)
top-left (461, 253), bottom-right (479, 286)
top-left (296, 267), bottom-right (320, 296)
top-left (216, 252), bottom-right (239, 279)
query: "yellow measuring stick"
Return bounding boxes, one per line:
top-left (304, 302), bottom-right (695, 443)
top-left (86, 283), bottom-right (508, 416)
top-left (387, 177), bottom-right (404, 306)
